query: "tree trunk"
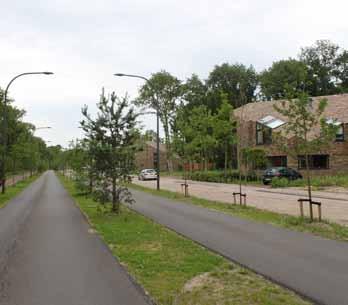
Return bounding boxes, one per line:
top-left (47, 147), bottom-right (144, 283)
top-left (224, 143), bottom-right (228, 177)
top-left (305, 153), bottom-right (312, 201)
top-left (111, 177), bottom-right (119, 213)
top-left (305, 153), bottom-right (313, 221)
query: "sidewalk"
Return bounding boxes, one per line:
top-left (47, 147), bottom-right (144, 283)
top-left (133, 176), bottom-right (348, 225)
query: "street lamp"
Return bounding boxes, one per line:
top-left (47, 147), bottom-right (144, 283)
top-left (36, 126), bottom-right (52, 130)
top-left (1, 71), bottom-right (54, 193)
top-left (114, 73), bottom-right (161, 191)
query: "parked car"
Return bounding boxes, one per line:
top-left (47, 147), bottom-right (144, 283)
top-left (262, 167), bottom-right (302, 185)
top-left (138, 169), bottom-right (158, 181)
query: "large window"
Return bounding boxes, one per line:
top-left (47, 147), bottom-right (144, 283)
top-left (336, 124), bottom-right (344, 142)
top-left (298, 155), bottom-right (330, 170)
top-left (256, 123), bottom-right (272, 145)
top-left (268, 156), bottom-right (287, 167)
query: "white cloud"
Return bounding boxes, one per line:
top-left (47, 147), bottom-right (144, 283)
top-left (1, 0), bottom-right (348, 146)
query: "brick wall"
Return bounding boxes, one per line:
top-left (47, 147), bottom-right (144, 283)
top-left (237, 121), bottom-right (348, 176)
top-left (134, 143), bottom-right (180, 171)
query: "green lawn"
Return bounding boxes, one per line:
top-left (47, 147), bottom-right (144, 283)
top-left (59, 175), bottom-right (310, 305)
top-left (130, 183), bottom-right (348, 242)
top-left (0, 174), bottom-right (40, 208)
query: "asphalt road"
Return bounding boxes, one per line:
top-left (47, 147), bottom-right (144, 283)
top-left (0, 171), bottom-right (151, 305)
top-left (130, 189), bottom-right (348, 305)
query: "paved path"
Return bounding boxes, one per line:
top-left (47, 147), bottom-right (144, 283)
top-left (129, 188), bottom-right (348, 305)
top-left (0, 171), bottom-right (151, 305)
top-left (134, 177), bottom-right (348, 225)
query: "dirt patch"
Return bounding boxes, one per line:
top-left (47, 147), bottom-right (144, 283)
top-left (135, 241), bottom-right (163, 252)
top-left (182, 272), bottom-right (211, 293)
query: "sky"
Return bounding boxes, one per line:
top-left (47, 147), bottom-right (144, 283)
top-left (1, 0), bottom-right (348, 147)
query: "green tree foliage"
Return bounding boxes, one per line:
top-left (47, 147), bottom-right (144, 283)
top-left (136, 70), bottom-right (182, 171)
top-left (213, 94), bottom-right (236, 173)
top-left (173, 105), bottom-right (215, 171)
top-left (299, 40), bottom-right (348, 95)
top-left (259, 59), bottom-right (310, 100)
top-left (206, 63), bottom-right (258, 111)
top-left (81, 92), bottom-right (138, 213)
top-left (181, 74), bottom-right (207, 109)
top-left (0, 88), bottom-right (51, 192)
top-left (273, 92), bottom-right (338, 202)
top-left (241, 148), bottom-right (267, 174)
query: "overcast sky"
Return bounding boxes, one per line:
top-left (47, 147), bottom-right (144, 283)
top-left (1, 0), bottom-right (348, 147)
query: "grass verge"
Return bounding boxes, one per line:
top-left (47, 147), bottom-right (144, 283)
top-left (0, 174), bottom-right (40, 208)
top-left (130, 183), bottom-right (348, 242)
top-left (59, 175), bottom-right (310, 305)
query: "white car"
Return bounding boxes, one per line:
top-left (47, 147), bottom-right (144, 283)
top-left (138, 169), bottom-right (158, 181)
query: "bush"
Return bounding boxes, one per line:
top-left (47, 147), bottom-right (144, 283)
top-left (188, 170), bottom-right (259, 183)
top-left (271, 177), bottom-right (290, 188)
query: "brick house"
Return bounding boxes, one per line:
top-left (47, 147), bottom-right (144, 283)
top-left (134, 141), bottom-right (180, 171)
top-left (234, 94), bottom-right (348, 175)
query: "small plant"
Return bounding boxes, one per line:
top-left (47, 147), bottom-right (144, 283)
top-left (271, 177), bottom-right (290, 188)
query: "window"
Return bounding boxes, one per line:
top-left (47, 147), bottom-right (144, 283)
top-left (326, 119), bottom-right (344, 142)
top-left (336, 124), bottom-right (344, 142)
top-left (256, 123), bottom-right (263, 145)
top-left (258, 115), bottom-right (285, 129)
top-left (256, 123), bottom-right (272, 145)
top-left (268, 156), bottom-right (287, 167)
top-left (298, 155), bottom-right (329, 170)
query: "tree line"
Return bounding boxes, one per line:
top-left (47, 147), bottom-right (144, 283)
top-left (0, 88), bottom-right (61, 193)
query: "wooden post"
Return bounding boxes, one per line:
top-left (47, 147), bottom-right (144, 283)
top-left (318, 205), bottom-right (322, 222)
top-left (185, 184), bottom-right (189, 197)
top-left (309, 202), bottom-right (313, 221)
top-left (299, 201), bottom-right (304, 217)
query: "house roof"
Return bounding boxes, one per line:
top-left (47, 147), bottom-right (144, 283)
top-left (234, 94), bottom-right (348, 124)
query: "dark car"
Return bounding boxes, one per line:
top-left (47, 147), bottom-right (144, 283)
top-left (262, 167), bottom-right (302, 185)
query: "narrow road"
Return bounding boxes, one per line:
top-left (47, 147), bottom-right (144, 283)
top-left (130, 189), bottom-right (348, 305)
top-left (0, 171), bottom-right (151, 305)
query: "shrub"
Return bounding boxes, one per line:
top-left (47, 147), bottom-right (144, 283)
top-left (188, 170), bottom-right (259, 183)
top-left (271, 177), bottom-right (290, 188)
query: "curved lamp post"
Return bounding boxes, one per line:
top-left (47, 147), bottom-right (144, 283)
top-left (1, 71), bottom-right (54, 193)
top-left (114, 73), bottom-right (160, 191)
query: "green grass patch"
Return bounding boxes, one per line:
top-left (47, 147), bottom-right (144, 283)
top-left (0, 174), bottom-right (40, 208)
top-left (130, 183), bottom-right (348, 242)
top-left (60, 175), bottom-right (311, 305)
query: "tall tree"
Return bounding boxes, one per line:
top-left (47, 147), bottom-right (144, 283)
top-left (299, 40), bottom-right (341, 96)
top-left (206, 63), bottom-right (258, 111)
top-left (213, 93), bottom-right (236, 174)
top-left (136, 70), bottom-right (182, 171)
top-left (334, 50), bottom-right (348, 92)
top-left (81, 92), bottom-right (138, 213)
top-left (181, 74), bottom-right (207, 109)
top-left (259, 59), bottom-right (310, 100)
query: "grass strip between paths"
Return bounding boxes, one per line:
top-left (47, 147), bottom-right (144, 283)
top-left (0, 174), bottom-right (40, 209)
top-left (59, 175), bottom-right (311, 305)
top-left (130, 183), bottom-right (348, 242)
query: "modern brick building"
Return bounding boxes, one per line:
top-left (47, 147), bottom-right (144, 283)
top-left (134, 141), bottom-right (180, 171)
top-left (234, 94), bottom-right (348, 175)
